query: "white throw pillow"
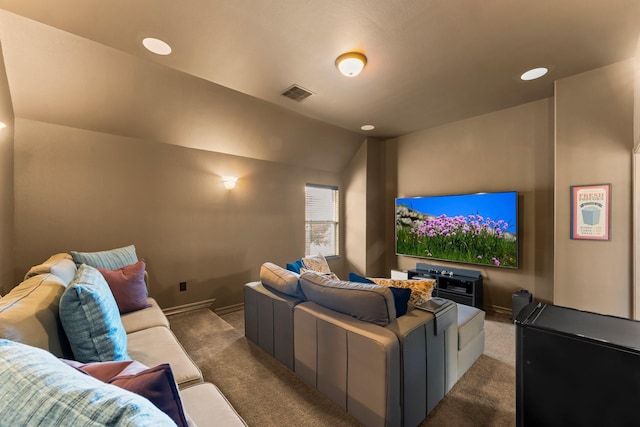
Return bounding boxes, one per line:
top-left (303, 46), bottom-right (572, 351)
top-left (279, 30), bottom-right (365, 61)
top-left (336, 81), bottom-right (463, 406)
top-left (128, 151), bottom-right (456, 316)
top-left (301, 253), bottom-right (331, 273)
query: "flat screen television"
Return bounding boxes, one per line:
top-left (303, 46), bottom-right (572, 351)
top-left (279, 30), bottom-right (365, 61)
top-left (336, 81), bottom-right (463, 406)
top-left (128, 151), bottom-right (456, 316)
top-left (396, 191), bottom-right (518, 268)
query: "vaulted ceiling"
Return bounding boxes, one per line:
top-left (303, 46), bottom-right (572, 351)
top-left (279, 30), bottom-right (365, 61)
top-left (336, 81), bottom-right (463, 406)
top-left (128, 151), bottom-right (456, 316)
top-left (0, 1), bottom-right (639, 144)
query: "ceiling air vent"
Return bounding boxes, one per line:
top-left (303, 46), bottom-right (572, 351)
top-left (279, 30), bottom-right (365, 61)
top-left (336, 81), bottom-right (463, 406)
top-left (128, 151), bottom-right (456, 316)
top-left (281, 84), bottom-right (314, 102)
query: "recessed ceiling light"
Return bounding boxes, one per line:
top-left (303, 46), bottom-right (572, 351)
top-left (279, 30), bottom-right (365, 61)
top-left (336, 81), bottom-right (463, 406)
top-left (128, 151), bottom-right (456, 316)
top-left (520, 67), bottom-right (548, 81)
top-left (361, 124), bottom-right (375, 131)
top-left (142, 37), bottom-right (172, 55)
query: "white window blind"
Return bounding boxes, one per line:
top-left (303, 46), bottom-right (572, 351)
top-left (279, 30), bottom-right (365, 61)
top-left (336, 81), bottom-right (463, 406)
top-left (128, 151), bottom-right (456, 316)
top-left (305, 184), bottom-right (339, 257)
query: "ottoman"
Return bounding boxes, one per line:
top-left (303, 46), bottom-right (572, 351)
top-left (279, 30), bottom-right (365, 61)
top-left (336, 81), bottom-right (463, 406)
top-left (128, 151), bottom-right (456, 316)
top-left (456, 303), bottom-right (485, 379)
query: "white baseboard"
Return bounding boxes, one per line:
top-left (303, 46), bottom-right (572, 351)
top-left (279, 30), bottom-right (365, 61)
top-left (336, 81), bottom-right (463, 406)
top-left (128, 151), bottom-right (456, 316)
top-left (163, 298), bottom-right (216, 316)
top-left (215, 303), bottom-right (244, 316)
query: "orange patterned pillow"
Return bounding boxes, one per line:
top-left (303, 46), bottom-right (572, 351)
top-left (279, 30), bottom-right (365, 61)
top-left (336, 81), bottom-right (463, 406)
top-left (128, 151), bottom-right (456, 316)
top-left (369, 278), bottom-right (436, 307)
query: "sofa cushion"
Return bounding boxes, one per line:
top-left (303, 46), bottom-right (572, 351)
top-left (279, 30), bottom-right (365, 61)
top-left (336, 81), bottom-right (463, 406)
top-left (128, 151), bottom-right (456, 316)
top-left (24, 253), bottom-right (78, 285)
top-left (0, 339), bottom-right (174, 426)
top-left (260, 262), bottom-right (305, 299)
top-left (349, 272), bottom-right (411, 317)
top-left (0, 273), bottom-right (72, 358)
top-left (63, 359), bottom-right (188, 427)
top-left (71, 244), bottom-right (139, 270)
top-left (457, 303), bottom-right (485, 350)
top-left (299, 272), bottom-right (396, 326)
top-left (127, 326), bottom-right (203, 388)
top-left (97, 260), bottom-right (151, 314)
top-left (121, 297), bottom-right (170, 333)
top-left (59, 264), bottom-right (130, 362)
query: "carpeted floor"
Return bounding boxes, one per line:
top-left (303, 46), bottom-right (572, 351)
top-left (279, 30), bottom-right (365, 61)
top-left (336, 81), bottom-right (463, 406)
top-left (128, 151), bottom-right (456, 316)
top-left (169, 309), bottom-right (515, 426)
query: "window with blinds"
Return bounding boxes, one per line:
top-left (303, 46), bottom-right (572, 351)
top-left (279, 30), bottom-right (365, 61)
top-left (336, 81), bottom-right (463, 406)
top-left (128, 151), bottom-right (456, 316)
top-left (305, 184), bottom-right (339, 257)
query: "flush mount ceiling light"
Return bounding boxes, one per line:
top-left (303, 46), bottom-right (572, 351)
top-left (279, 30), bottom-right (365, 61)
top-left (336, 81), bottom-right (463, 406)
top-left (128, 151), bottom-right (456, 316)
top-left (142, 37), bottom-right (172, 55)
top-left (335, 52), bottom-right (367, 77)
top-left (361, 124), bottom-right (375, 131)
top-left (520, 67), bottom-right (548, 81)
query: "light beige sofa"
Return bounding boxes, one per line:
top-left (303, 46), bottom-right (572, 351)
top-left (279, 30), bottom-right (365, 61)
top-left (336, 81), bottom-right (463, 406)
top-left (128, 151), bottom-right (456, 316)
top-left (244, 266), bottom-right (485, 427)
top-left (0, 253), bottom-right (246, 427)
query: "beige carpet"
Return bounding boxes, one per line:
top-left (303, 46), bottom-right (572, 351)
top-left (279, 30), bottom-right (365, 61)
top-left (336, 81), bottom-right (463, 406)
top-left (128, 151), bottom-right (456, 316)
top-left (169, 309), bottom-right (515, 426)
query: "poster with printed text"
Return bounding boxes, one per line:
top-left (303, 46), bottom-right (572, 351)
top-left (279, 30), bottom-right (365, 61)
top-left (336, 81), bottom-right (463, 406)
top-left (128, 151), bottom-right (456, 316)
top-left (570, 184), bottom-right (610, 240)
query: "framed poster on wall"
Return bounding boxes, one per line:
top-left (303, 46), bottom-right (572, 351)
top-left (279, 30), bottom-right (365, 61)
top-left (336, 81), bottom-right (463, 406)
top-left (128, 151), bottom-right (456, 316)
top-left (570, 184), bottom-right (611, 240)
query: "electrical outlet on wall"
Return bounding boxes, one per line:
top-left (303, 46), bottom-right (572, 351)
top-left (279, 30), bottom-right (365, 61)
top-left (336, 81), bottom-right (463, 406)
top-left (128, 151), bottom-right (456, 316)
top-left (179, 281), bottom-right (187, 292)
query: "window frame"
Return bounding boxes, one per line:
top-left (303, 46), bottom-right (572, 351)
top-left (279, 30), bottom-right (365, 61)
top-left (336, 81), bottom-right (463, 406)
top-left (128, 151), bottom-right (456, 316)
top-left (304, 183), bottom-right (340, 258)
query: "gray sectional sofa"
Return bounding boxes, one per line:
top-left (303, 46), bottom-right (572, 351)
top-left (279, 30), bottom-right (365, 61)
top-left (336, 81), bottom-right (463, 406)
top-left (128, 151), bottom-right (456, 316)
top-left (0, 252), bottom-right (246, 426)
top-left (244, 263), bottom-right (486, 427)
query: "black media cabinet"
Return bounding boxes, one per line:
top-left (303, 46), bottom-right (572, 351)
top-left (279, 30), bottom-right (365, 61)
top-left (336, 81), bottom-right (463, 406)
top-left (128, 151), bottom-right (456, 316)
top-left (408, 263), bottom-right (483, 309)
top-left (515, 303), bottom-right (640, 426)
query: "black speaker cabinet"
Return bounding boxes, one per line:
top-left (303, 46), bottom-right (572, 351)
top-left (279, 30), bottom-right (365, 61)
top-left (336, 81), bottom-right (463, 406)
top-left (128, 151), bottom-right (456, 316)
top-left (516, 303), bottom-right (640, 427)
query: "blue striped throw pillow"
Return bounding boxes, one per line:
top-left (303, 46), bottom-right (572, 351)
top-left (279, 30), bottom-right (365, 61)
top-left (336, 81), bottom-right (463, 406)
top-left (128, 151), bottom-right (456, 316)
top-left (0, 339), bottom-right (175, 426)
top-left (71, 244), bottom-right (138, 269)
top-left (60, 264), bottom-right (130, 362)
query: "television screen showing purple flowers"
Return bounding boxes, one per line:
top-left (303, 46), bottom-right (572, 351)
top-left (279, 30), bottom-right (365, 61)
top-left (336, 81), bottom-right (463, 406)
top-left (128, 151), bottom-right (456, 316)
top-left (396, 191), bottom-right (518, 268)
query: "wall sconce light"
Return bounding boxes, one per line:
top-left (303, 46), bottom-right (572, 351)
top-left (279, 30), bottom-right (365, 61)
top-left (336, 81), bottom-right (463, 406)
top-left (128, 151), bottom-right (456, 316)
top-left (222, 176), bottom-right (238, 190)
top-left (0, 122), bottom-right (6, 129)
top-left (335, 52), bottom-right (367, 77)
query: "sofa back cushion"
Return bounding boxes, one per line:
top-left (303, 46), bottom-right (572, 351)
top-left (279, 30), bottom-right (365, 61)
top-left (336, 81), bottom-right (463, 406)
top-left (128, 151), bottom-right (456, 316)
top-left (0, 273), bottom-right (72, 358)
top-left (24, 253), bottom-right (78, 285)
top-left (59, 264), bottom-right (130, 362)
top-left (0, 339), bottom-right (175, 426)
top-left (299, 272), bottom-right (396, 326)
top-left (260, 262), bottom-right (305, 300)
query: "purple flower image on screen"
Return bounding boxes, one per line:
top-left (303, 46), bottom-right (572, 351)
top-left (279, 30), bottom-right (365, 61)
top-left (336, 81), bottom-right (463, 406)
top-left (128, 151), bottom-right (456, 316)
top-left (395, 192), bottom-right (518, 268)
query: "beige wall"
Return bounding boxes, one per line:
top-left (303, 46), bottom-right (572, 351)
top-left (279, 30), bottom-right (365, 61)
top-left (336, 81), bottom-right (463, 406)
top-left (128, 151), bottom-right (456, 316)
top-left (635, 36), bottom-right (640, 318)
top-left (13, 119), bottom-right (343, 309)
top-left (365, 139), bottom-right (386, 277)
top-left (343, 138), bottom-right (387, 278)
top-left (635, 35), bottom-right (640, 151)
top-left (554, 60), bottom-right (635, 317)
top-left (344, 142), bottom-right (367, 275)
top-left (391, 98), bottom-right (555, 311)
top-left (0, 43), bottom-right (13, 295)
top-left (0, 11), bottom-right (364, 175)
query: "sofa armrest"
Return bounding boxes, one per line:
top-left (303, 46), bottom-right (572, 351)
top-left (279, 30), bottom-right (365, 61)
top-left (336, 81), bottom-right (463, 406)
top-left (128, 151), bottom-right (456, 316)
top-left (180, 382), bottom-right (247, 427)
top-left (294, 301), bottom-right (401, 427)
top-left (243, 281), bottom-right (302, 370)
top-left (385, 306), bottom-right (459, 424)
